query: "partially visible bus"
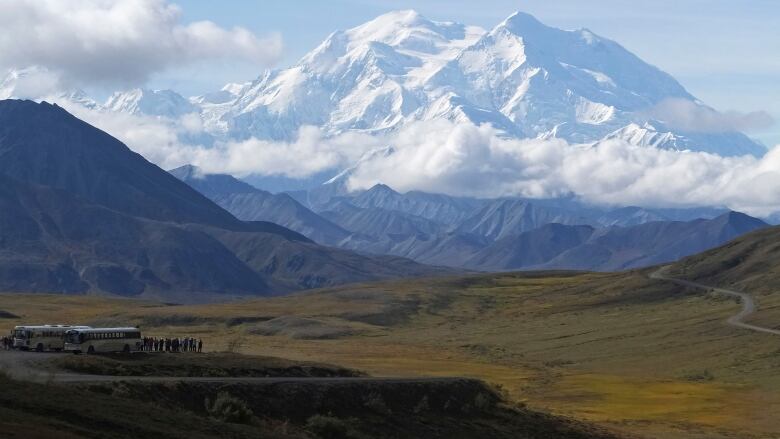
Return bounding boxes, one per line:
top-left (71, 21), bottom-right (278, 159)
top-left (64, 327), bottom-right (142, 354)
top-left (12, 325), bottom-right (91, 352)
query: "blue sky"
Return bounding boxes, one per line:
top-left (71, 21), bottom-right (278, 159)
top-left (163, 0), bottom-right (779, 146)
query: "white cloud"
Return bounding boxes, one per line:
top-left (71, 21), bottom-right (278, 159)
top-left (345, 120), bottom-right (780, 217)
top-left (647, 98), bottom-right (775, 133)
top-left (47, 99), bottom-right (780, 218)
top-left (187, 128), bottom-right (378, 179)
top-left (56, 100), bottom-right (376, 180)
top-left (0, 0), bottom-right (282, 85)
top-left (0, 67), bottom-right (64, 99)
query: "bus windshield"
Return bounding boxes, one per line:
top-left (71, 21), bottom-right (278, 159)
top-left (64, 331), bottom-right (83, 344)
top-left (13, 329), bottom-right (28, 339)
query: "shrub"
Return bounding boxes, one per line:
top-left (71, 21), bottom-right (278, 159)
top-left (0, 365), bottom-right (11, 381)
top-left (205, 391), bottom-right (253, 424)
top-left (413, 395), bottom-right (430, 414)
top-left (474, 392), bottom-right (495, 411)
top-left (305, 415), bottom-right (349, 439)
top-left (363, 391), bottom-right (390, 414)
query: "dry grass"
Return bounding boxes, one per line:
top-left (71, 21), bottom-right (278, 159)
top-left (3, 269), bottom-right (780, 438)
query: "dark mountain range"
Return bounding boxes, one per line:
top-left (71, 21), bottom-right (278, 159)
top-left (170, 165), bottom-right (350, 246)
top-left (320, 204), bottom-right (444, 238)
top-left (0, 100), bottom-right (444, 300)
top-left (0, 100), bottom-right (239, 229)
top-left (454, 199), bottom-right (595, 241)
top-left (350, 184), bottom-right (484, 225)
top-left (334, 212), bottom-right (767, 272)
top-left (0, 173), bottom-right (269, 300)
top-left (170, 163), bottom-right (763, 275)
top-left (534, 212), bottom-right (768, 271)
top-left (467, 224), bottom-right (596, 269)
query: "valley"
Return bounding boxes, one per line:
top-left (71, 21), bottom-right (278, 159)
top-left (0, 3), bottom-right (777, 439)
top-left (3, 265), bottom-right (780, 438)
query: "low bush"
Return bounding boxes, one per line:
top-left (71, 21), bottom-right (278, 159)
top-left (205, 391), bottom-right (253, 424)
top-left (363, 391), bottom-right (390, 415)
top-left (305, 415), bottom-right (349, 439)
top-left (474, 392), bottom-right (495, 411)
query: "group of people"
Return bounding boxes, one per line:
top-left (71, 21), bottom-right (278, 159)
top-left (1, 336), bottom-right (12, 350)
top-left (141, 336), bottom-right (202, 353)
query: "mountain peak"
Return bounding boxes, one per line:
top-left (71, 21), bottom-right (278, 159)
top-left (169, 164), bottom-right (206, 180)
top-left (361, 9), bottom-right (427, 28)
top-left (0, 98), bottom-right (72, 123)
top-left (716, 210), bottom-right (768, 227)
top-left (367, 183), bottom-right (399, 195)
top-left (105, 88), bottom-right (196, 117)
top-left (170, 166), bottom-right (263, 198)
top-left (0, 99), bottom-right (240, 228)
top-left (500, 11), bottom-right (546, 31)
top-left (339, 9), bottom-right (474, 55)
top-left (497, 11), bottom-right (596, 44)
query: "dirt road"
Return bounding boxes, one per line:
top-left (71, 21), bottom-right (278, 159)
top-left (651, 267), bottom-right (780, 336)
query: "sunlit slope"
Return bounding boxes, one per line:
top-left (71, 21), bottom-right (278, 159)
top-left (3, 268), bottom-right (780, 438)
top-left (668, 225), bottom-right (780, 294)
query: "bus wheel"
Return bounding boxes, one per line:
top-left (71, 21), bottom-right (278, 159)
top-left (35, 343), bottom-right (44, 352)
top-left (87, 346), bottom-right (95, 354)
top-left (123, 344), bottom-right (130, 353)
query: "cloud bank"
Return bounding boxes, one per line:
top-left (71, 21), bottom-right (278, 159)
top-left (347, 121), bottom-right (780, 216)
top-left (53, 99), bottom-right (780, 218)
top-left (0, 0), bottom-right (282, 85)
top-left (648, 98), bottom-right (775, 133)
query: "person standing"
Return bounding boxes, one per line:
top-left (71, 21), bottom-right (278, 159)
top-left (197, 338), bottom-right (202, 353)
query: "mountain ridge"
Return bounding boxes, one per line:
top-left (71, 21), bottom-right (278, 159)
top-left (172, 165), bottom-right (766, 273)
top-left (0, 100), bottom-right (446, 301)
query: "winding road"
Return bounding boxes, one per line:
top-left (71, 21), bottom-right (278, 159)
top-left (651, 266), bottom-right (780, 336)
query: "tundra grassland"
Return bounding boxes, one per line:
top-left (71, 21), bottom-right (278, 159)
top-left (2, 269), bottom-right (780, 438)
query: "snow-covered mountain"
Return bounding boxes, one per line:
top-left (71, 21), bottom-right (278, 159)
top-left (1, 10), bottom-right (765, 159)
top-left (105, 88), bottom-right (198, 118)
top-left (0, 67), bottom-right (99, 109)
top-left (190, 10), bottom-right (764, 156)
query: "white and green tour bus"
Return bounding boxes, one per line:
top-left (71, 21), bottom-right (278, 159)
top-left (12, 325), bottom-right (91, 352)
top-left (64, 327), bottom-right (143, 354)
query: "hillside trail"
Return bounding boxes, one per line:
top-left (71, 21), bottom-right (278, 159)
top-left (650, 266), bottom-right (780, 336)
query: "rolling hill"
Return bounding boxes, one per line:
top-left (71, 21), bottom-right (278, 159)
top-left (0, 99), bottom-right (445, 300)
top-left (666, 224), bottom-right (780, 293)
